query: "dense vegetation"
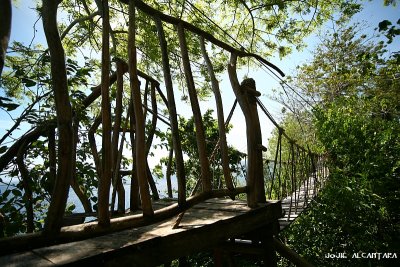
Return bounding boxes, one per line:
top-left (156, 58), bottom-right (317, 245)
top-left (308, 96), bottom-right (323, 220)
top-left (275, 21), bottom-right (400, 266)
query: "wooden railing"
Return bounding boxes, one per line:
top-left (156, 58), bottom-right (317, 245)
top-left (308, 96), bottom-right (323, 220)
top-left (0, 0), bottom-right (327, 254)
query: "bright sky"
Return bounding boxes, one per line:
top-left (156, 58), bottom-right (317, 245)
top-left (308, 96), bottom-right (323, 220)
top-left (1, 0), bottom-right (399, 158)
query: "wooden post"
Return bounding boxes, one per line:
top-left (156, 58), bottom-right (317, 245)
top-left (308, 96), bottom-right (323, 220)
top-left (0, 0), bottom-right (11, 77)
top-left (228, 53), bottom-right (265, 207)
top-left (71, 117), bottom-right (92, 213)
top-left (42, 0), bottom-right (74, 235)
top-left (129, 100), bottom-right (140, 211)
top-left (88, 116), bottom-right (102, 178)
top-left (145, 82), bottom-right (160, 200)
top-left (16, 142), bottom-right (34, 233)
top-left (128, 0), bottom-right (153, 217)
top-left (261, 224), bottom-right (278, 267)
top-left (200, 36), bottom-right (234, 193)
top-left (154, 16), bottom-right (186, 207)
top-left (98, 0), bottom-right (112, 227)
top-left (177, 23), bottom-right (212, 192)
top-left (47, 128), bottom-right (56, 195)
top-left (113, 59), bottom-right (126, 214)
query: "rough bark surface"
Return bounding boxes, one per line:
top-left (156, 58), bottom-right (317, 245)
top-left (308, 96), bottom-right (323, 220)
top-left (154, 16), bottom-right (186, 207)
top-left (177, 23), bottom-right (212, 192)
top-left (0, 0), bottom-right (11, 76)
top-left (200, 37), bottom-right (234, 192)
top-left (98, 0), bottom-right (112, 226)
top-left (42, 0), bottom-right (74, 235)
top-left (128, 0), bottom-right (153, 217)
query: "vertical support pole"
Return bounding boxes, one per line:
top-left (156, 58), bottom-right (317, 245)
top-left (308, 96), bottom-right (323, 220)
top-left (154, 16), bottom-right (186, 207)
top-left (261, 224), bottom-right (278, 267)
top-left (145, 81), bottom-right (160, 200)
top-left (97, 0), bottom-right (112, 226)
top-left (113, 59), bottom-right (126, 214)
top-left (42, 0), bottom-right (74, 235)
top-left (228, 53), bottom-right (266, 207)
top-left (0, 0), bottom-right (11, 77)
top-left (269, 131), bottom-right (282, 199)
top-left (200, 36), bottom-right (234, 193)
top-left (128, 0), bottom-right (153, 217)
top-left (129, 100), bottom-right (140, 211)
top-left (71, 117), bottom-right (92, 213)
top-left (294, 145), bottom-right (298, 213)
top-left (177, 23), bottom-right (212, 192)
top-left (287, 141), bottom-right (294, 221)
top-left (166, 147), bottom-right (174, 198)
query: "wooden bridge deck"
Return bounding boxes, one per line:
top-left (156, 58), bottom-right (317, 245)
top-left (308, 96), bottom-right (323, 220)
top-left (1, 198), bottom-right (282, 267)
top-left (279, 176), bottom-right (316, 231)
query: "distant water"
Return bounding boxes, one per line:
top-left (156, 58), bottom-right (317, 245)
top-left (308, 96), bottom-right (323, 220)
top-left (1, 174), bottom-right (248, 214)
top-left (0, 176), bottom-right (177, 214)
top-left (68, 177), bottom-right (177, 213)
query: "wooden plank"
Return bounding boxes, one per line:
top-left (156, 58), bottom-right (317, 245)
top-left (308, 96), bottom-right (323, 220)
top-left (0, 251), bottom-right (54, 267)
top-left (32, 227), bottom-right (163, 265)
top-left (100, 202), bottom-right (282, 266)
top-left (279, 177), bottom-right (316, 231)
top-left (2, 199), bottom-right (281, 266)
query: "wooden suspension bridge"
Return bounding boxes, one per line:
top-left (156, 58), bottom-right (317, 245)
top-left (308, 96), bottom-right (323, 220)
top-left (0, 0), bottom-right (329, 266)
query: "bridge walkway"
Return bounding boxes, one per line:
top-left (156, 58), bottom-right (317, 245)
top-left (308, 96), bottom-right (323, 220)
top-left (0, 198), bottom-right (282, 266)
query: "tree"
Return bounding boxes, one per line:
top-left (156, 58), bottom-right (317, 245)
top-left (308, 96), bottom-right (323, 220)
top-left (279, 22), bottom-right (400, 266)
top-left (0, 0), bottom-right (368, 238)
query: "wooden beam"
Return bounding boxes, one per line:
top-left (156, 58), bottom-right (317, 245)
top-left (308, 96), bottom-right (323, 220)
top-left (273, 237), bottom-right (315, 267)
top-left (228, 53), bottom-right (266, 207)
top-left (154, 16), bottom-right (186, 207)
top-left (42, 0), bottom-right (74, 235)
top-left (98, 0), bottom-right (112, 227)
top-left (177, 23), bottom-right (212, 192)
top-left (200, 36), bottom-right (234, 193)
top-left (118, 0), bottom-right (285, 78)
top-left (128, 0), bottom-right (154, 217)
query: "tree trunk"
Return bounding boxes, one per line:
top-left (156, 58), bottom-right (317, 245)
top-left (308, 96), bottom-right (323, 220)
top-left (71, 117), bottom-right (92, 213)
top-left (112, 60), bottom-right (126, 214)
top-left (98, 0), bottom-right (112, 226)
top-left (166, 147), bottom-right (173, 198)
top-left (177, 23), bottom-right (212, 192)
top-left (200, 37), bottom-right (234, 192)
top-left (88, 116), bottom-right (102, 178)
top-left (47, 128), bottom-right (57, 196)
top-left (0, 0), bottom-right (11, 76)
top-left (154, 16), bottom-right (186, 207)
top-left (145, 82), bottom-right (157, 155)
top-left (146, 161), bottom-right (159, 200)
top-left (128, 0), bottom-right (153, 217)
top-left (16, 142), bottom-right (34, 233)
top-left (129, 99), bottom-right (140, 211)
top-left (42, 0), bottom-right (74, 236)
top-left (227, 53), bottom-right (265, 208)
